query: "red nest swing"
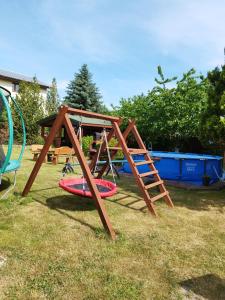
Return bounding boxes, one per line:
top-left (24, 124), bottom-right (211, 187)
top-left (59, 177), bottom-right (117, 198)
top-left (59, 126), bottom-right (117, 199)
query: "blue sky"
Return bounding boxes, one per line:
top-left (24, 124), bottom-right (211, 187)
top-left (0, 0), bottom-right (225, 107)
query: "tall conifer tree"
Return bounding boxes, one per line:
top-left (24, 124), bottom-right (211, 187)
top-left (64, 64), bottom-right (103, 112)
top-left (46, 78), bottom-right (60, 115)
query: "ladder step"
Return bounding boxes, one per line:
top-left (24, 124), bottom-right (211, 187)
top-left (129, 149), bottom-right (148, 154)
top-left (139, 170), bottom-right (158, 178)
top-left (145, 180), bottom-right (163, 190)
top-left (135, 160), bottom-right (154, 166)
top-left (151, 191), bottom-right (169, 202)
top-left (108, 147), bottom-right (122, 151)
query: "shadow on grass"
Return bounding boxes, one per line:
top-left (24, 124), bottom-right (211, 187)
top-left (46, 195), bottom-right (96, 212)
top-left (170, 187), bottom-right (225, 212)
top-left (115, 174), bottom-right (225, 213)
top-left (180, 274), bottom-right (225, 300)
top-left (0, 178), bottom-right (11, 192)
top-left (33, 196), bottom-right (99, 234)
top-left (105, 193), bottom-right (146, 212)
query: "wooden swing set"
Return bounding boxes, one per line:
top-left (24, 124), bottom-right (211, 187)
top-left (22, 105), bottom-right (174, 240)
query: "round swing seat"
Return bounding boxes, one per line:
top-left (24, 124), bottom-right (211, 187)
top-left (59, 178), bottom-right (117, 198)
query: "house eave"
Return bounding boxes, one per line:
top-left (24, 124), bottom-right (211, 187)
top-left (0, 74), bottom-right (50, 89)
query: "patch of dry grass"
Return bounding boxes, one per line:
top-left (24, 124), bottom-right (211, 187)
top-left (0, 147), bottom-right (225, 299)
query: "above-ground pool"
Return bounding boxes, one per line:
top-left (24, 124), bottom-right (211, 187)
top-left (122, 151), bottom-right (223, 185)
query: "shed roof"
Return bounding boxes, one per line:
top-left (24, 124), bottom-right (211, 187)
top-left (38, 113), bottom-right (112, 128)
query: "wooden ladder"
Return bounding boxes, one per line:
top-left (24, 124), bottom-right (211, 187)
top-left (111, 121), bottom-right (174, 216)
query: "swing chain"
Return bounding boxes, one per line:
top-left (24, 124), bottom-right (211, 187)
top-left (103, 128), bottom-right (116, 186)
top-left (93, 131), bottom-right (104, 176)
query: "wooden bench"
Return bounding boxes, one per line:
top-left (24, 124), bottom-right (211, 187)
top-left (31, 145), bottom-right (55, 162)
top-left (51, 146), bottom-right (75, 165)
top-left (31, 145), bottom-right (43, 161)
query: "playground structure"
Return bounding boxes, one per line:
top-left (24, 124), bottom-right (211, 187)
top-left (22, 105), bottom-right (174, 239)
top-left (0, 86), bottom-right (26, 198)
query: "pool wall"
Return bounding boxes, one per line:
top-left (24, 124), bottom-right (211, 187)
top-left (122, 151), bottom-right (223, 185)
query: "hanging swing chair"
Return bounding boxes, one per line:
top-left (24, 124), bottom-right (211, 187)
top-left (59, 178), bottom-right (117, 198)
top-left (0, 86), bottom-right (26, 198)
top-left (59, 123), bottom-right (117, 198)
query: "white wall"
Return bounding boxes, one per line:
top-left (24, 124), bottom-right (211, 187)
top-left (0, 78), bottom-right (48, 100)
top-left (0, 79), bottom-right (14, 96)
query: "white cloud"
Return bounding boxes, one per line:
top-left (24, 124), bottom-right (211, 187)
top-left (38, 0), bottom-right (225, 69)
top-left (39, 0), bottom-right (124, 63)
top-left (138, 0), bottom-right (225, 67)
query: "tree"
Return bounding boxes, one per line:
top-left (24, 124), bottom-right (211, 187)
top-left (64, 64), bottom-right (103, 112)
top-left (0, 106), bottom-right (8, 144)
top-left (200, 65), bottom-right (225, 150)
top-left (46, 78), bottom-right (60, 115)
top-left (13, 78), bottom-right (44, 144)
top-left (113, 67), bottom-right (208, 151)
top-left (154, 65), bottom-right (177, 88)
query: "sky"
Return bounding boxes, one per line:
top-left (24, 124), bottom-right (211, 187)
top-left (0, 0), bottom-right (225, 107)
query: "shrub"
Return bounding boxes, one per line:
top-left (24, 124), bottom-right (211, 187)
top-left (82, 135), bottom-right (93, 156)
top-left (108, 137), bottom-right (124, 160)
top-left (32, 135), bottom-right (45, 145)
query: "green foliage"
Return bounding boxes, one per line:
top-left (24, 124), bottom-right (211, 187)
top-left (82, 135), bottom-right (93, 156)
top-left (46, 78), bottom-right (60, 115)
top-left (0, 92), bottom-right (10, 144)
top-left (81, 135), bottom-right (123, 159)
top-left (200, 65), bottom-right (225, 149)
top-left (64, 64), bottom-right (104, 112)
top-left (113, 67), bottom-right (208, 150)
top-left (98, 103), bottom-right (110, 114)
top-left (0, 109), bottom-right (8, 144)
top-left (154, 65), bottom-right (177, 88)
top-left (33, 135), bottom-right (45, 145)
top-left (108, 137), bottom-right (124, 160)
top-left (13, 78), bottom-right (44, 144)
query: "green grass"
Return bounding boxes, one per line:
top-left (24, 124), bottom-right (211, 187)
top-left (0, 147), bottom-right (225, 299)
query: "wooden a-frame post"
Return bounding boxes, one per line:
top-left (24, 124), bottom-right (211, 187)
top-left (22, 106), bottom-right (116, 240)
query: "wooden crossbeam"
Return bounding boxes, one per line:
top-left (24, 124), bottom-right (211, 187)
top-left (67, 107), bottom-right (120, 122)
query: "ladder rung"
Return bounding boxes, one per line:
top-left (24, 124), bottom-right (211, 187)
top-left (151, 191), bottom-right (169, 202)
top-left (139, 170), bottom-right (158, 178)
top-left (145, 180), bottom-right (163, 190)
top-left (129, 149), bottom-right (148, 154)
top-left (108, 147), bottom-right (122, 151)
top-left (135, 160), bottom-right (153, 166)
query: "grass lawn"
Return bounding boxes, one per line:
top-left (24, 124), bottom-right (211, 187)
top-left (0, 147), bottom-right (225, 299)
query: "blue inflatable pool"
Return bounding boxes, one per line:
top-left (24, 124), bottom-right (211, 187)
top-left (122, 151), bottom-right (223, 185)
